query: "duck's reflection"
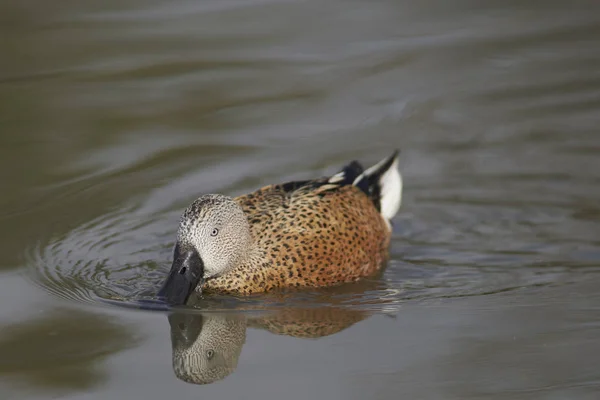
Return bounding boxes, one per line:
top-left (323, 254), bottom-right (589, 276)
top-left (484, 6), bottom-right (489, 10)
top-left (167, 304), bottom-right (370, 384)
top-left (168, 312), bottom-right (246, 385)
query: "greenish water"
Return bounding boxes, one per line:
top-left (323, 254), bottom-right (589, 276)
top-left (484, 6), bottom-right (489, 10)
top-left (1, 0), bottom-right (600, 398)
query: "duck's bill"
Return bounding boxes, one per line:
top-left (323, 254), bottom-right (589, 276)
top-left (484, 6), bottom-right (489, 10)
top-left (157, 247), bottom-right (205, 306)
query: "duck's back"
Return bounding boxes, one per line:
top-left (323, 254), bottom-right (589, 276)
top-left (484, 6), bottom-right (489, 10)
top-left (204, 151), bottom-right (401, 295)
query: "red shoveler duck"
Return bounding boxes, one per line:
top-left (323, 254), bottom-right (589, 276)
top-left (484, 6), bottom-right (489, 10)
top-left (158, 150), bottom-right (402, 305)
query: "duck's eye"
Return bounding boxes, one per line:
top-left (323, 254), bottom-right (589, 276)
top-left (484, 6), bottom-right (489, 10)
top-left (206, 349), bottom-right (215, 360)
top-left (210, 228), bottom-right (219, 237)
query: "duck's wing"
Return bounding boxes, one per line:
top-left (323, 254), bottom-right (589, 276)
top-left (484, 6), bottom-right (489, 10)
top-left (274, 150), bottom-right (401, 217)
top-left (281, 158), bottom-right (366, 194)
top-left (234, 159), bottom-right (364, 215)
top-left (235, 150), bottom-right (401, 225)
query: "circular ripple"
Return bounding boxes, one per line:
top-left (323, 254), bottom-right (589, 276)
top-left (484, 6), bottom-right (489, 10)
top-left (24, 198), bottom-right (583, 314)
top-left (25, 205), bottom-right (176, 306)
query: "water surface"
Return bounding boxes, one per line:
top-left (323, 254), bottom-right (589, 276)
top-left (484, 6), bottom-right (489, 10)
top-left (1, 0), bottom-right (599, 398)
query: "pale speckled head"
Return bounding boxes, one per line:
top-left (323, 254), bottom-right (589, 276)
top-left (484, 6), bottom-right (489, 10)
top-left (168, 312), bottom-right (246, 384)
top-left (157, 194), bottom-right (252, 305)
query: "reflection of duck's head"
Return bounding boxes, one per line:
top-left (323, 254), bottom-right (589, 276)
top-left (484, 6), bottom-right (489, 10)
top-left (168, 313), bottom-right (246, 385)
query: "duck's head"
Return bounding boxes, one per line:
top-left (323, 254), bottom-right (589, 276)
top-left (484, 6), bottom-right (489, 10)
top-left (157, 194), bottom-right (252, 305)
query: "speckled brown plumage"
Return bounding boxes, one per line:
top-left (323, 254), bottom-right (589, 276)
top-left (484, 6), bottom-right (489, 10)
top-left (203, 180), bottom-right (392, 295)
top-left (249, 307), bottom-right (368, 338)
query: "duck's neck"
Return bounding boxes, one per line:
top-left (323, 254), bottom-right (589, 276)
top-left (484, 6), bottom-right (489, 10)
top-left (203, 244), bottom-right (273, 295)
top-left (236, 243), bottom-right (263, 269)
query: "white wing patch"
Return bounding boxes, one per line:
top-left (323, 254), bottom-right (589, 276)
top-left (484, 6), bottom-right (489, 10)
top-left (328, 172), bottom-right (345, 183)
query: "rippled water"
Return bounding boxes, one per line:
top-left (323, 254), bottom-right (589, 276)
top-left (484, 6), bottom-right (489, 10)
top-left (2, 0), bottom-right (600, 398)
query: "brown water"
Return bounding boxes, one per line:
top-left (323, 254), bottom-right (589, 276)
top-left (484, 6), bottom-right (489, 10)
top-left (1, 0), bottom-right (600, 398)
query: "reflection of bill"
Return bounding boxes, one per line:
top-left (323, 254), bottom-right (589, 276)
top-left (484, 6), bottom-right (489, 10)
top-left (167, 307), bottom-right (370, 385)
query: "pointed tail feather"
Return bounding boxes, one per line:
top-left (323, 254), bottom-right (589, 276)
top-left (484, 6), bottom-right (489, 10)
top-left (354, 150), bottom-right (402, 221)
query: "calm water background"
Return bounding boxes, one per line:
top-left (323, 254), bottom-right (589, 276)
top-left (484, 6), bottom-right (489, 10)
top-left (1, 0), bottom-right (600, 398)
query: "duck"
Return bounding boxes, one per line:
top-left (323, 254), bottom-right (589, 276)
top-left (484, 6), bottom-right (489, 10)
top-left (157, 150), bottom-right (402, 305)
